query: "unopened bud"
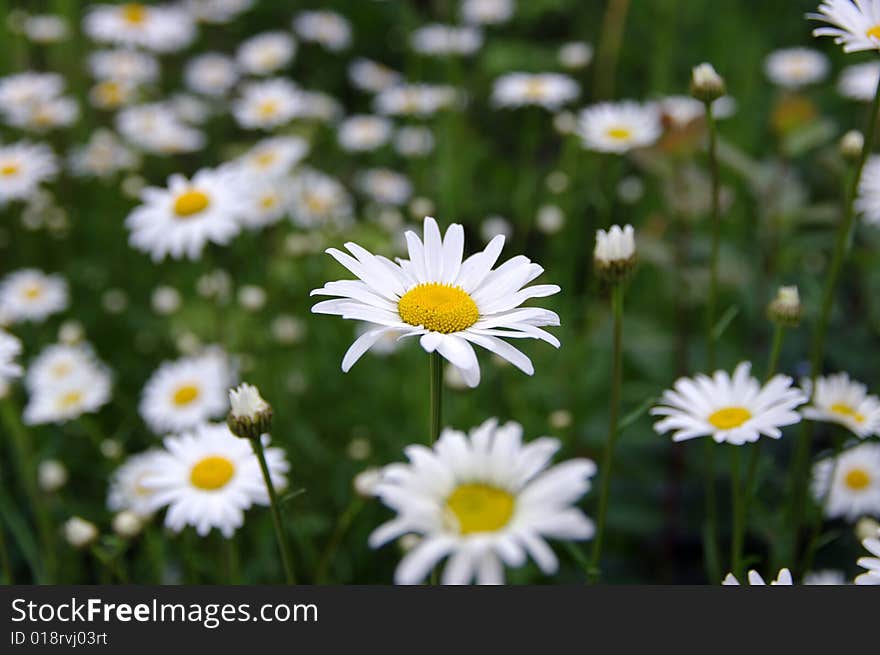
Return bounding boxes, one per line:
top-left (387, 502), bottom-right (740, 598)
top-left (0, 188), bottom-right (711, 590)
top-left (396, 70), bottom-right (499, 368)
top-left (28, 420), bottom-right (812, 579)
top-left (767, 285), bottom-right (801, 327)
top-left (113, 511), bottom-right (143, 539)
top-left (840, 130), bottom-right (864, 161)
top-left (64, 516), bottom-right (98, 549)
top-left (594, 224), bottom-right (637, 283)
top-left (691, 63), bottom-right (726, 103)
top-left (227, 383), bottom-right (272, 439)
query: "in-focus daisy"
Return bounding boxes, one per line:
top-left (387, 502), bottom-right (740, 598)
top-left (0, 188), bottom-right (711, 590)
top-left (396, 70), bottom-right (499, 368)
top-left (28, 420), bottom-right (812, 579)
top-left (812, 442), bottom-right (880, 520)
top-left (142, 423), bottom-right (288, 538)
top-left (577, 101), bottom-right (662, 154)
top-left (370, 418), bottom-right (595, 584)
top-left (311, 216), bottom-right (561, 387)
top-left (348, 58), bottom-right (402, 93)
top-left (809, 0), bottom-right (880, 53)
top-left (838, 62), bottom-right (880, 101)
top-left (356, 168), bottom-right (413, 206)
top-left (233, 78), bottom-right (303, 130)
top-left (337, 114), bottom-right (393, 152)
top-left (234, 135), bottom-right (309, 178)
top-left (139, 350), bottom-right (234, 435)
top-left (856, 156), bottom-right (880, 225)
top-left (461, 0), bottom-right (515, 25)
top-left (0, 330), bottom-right (22, 386)
top-left (375, 84), bottom-right (458, 117)
top-left (237, 31), bottom-right (296, 75)
top-left (491, 73), bottom-right (580, 110)
top-left (83, 3), bottom-right (196, 52)
top-left (856, 529), bottom-right (880, 584)
top-left (289, 169), bottom-right (353, 230)
top-left (23, 369), bottom-right (112, 425)
top-left (293, 10), bottom-right (351, 52)
top-left (722, 568), bottom-right (794, 585)
top-left (410, 24), bottom-right (483, 56)
top-left (0, 269), bottom-right (68, 324)
top-left (0, 141), bottom-right (57, 205)
top-left (764, 47), bottom-right (830, 89)
top-left (108, 450), bottom-right (164, 518)
top-left (800, 372), bottom-right (880, 437)
top-left (126, 168), bottom-right (245, 261)
top-left (651, 362), bottom-right (806, 445)
top-left (184, 53), bottom-right (239, 97)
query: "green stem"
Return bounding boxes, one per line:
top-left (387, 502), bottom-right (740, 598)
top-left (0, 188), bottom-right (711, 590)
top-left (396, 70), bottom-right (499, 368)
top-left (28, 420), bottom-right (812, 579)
top-left (429, 352), bottom-right (443, 445)
top-left (801, 433), bottom-right (845, 575)
top-left (592, 0), bottom-right (631, 100)
top-left (588, 283), bottom-right (625, 582)
top-left (315, 498), bottom-right (364, 584)
top-left (249, 437), bottom-right (296, 584)
top-left (729, 446), bottom-right (744, 579)
top-left (765, 324), bottom-right (784, 380)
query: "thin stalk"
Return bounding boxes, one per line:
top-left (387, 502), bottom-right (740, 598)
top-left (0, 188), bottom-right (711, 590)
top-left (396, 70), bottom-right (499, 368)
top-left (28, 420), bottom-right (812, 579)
top-left (592, 0), bottom-right (631, 100)
top-left (765, 324), bottom-right (784, 380)
top-left (801, 433), bottom-right (845, 574)
top-left (729, 446), bottom-right (744, 579)
top-left (588, 283), bottom-right (625, 582)
top-left (249, 437), bottom-right (296, 584)
top-left (429, 352), bottom-right (443, 445)
top-left (315, 498), bottom-right (364, 584)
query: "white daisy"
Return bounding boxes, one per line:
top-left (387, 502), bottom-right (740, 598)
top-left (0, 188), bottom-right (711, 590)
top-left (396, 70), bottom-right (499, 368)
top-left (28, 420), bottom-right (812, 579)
top-left (337, 114), bottom-right (393, 152)
top-left (856, 156), bottom-right (880, 225)
top-left (234, 136), bottom-right (309, 178)
top-left (23, 369), bottom-right (112, 425)
top-left (83, 3), bottom-right (196, 53)
top-left (116, 103), bottom-right (205, 155)
top-left (87, 49), bottom-right (159, 85)
top-left (288, 169), bottom-right (353, 230)
top-left (356, 168), bottom-right (413, 206)
top-left (838, 62), bottom-right (880, 101)
top-left (722, 568), bottom-right (794, 585)
top-left (25, 343), bottom-right (104, 393)
top-left (594, 224), bottom-right (635, 266)
top-left (296, 90), bottom-right (342, 122)
top-left (184, 53), bottom-right (239, 97)
top-left (236, 31), bottom-right (296, 76)
top-left (0, 330), bottom-right (22, 385)
top-left (651, 362), bottom-right (806, 445)
top-left (0, 72), bottom-right (64, 115)
top-left (461, 0), bottom-right (515, 25)
top-left (108, 450), bottom-right (164, 517)
top-left (139, 350), bottom-right (234, 435)
top-left (126, 168), bottom-right (245, 261)
top-left (374, 84), bottom-right (458, 117)
top-left (293, 10), bottom-right (351, 52)
top-left (88, 79), bottom-right (136, 110)
top-left (370, 418), bottom-right (595, 584)
top-left (184, 0), bottom-right (254, 24)
top-left (394, 126), bottom-right (435, 157)
top-left (410, 24), bottom-right (483, 56)
top-left (233, 78), bottom-right (303, 130)
top-left (812, 442), bottom-right (880, 520)
top-left (803, 569), bottom-right (848, 585)
top-left (23, 14), bottom-right (69, 44)
top-left (491, 73), bottom-right (580, 110)
top-left (68, 129), bottom-right (138, 179)
top-left (311, 216), bottom-right (561, 388)
top-left (0, 141), bottom-right (57, 205)
top-left (142, 423), bottom-right (288, 538)
top-left (238, 175), bottom-right (290, 229)
top-left (577, 101), bottom-right (662, 153)
top-left (800, 372), bottom-right (880, 437)
top-left (809, 0), bottom-right (880, 53)
top-left (558, 41), bottom-right (593, 69)
top-left (856, 530), bottom-right (880, 584)
top-left (5, 95), bottom-right (79, 132)
top-left (348, 58), bottom-right (402, 93)
top-left (764, 47), bottom-right (830, 89)
top-left (0, 269), bottom-right (68, 324)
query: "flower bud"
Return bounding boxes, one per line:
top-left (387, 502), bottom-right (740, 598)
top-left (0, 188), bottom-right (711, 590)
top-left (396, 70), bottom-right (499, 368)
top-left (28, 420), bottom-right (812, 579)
top-left (594, 224), bottom-right (637, 283)
top-left (38, 459), bottom-right (68, 492)
top-left (64, 516), bottom-right (98, 549)
top-left (112, 511), bottom-right (143, 539)
top-left (227, 382), bottom-right (272, 439)
top-left (691, 63), bottom-right (726, 103)
top-left (840, 130), bottom-right (864, 161)
top-left (856, 517), bottom-right (880, 541)
top-left (767, 285), bottom-right (802, 327)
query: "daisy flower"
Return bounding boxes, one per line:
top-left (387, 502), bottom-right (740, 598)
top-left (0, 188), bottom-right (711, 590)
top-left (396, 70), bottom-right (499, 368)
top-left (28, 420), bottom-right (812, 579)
top-left (558, 42), bottom-right (594, 69)
top-left (68, 129), bottom-right (138, 179)
top-left (142, 423), bottom-right (288, 538)
top-left (23, 369), bottom-right (112, 425)
top-left (311, 216), bottom-right (561, 387)
top-left (764, 47), bottom-right (830, 89)
top-left (722, 568), bottom-right (794, 585)
top-left (800, 372), bottom-right (880, 437)
top-left (348, 58), bottom-right (402, 93)
top-left (856, 529), bottom-right (880, 584)
top-left (651, 362), bottom-right (807, 445)
top-left (25, 343), bottom-right (105, 393)
top-left (356, 168), bottom-right (413, 206)
top-left (812, 442), bottom-right (880, 520)
top-left (370, 418), bottom-right (595, 584)
top-left (108, 450), bottom-right (165, 518)
top-left (492, 73), bottom-right (580, 110)
top-left (0, 72), bottom-right (64, 115)
top-left (6, 96), bottom-right (79, 132)
top-left (23, 15), bottom-right (69, 44)
top-left (577, 101), bottom-right (662, 154)
top-left (809, 0), bottom-right (880, 53)
top-left (394, 126), bottom-right (435, 157)
top-left (293, 10), bottom-right (351, 52)
top-left (410, 24), bottom-right (483, 56)
top-left (116, 103), bottom-right (205, 155)
top-left (0, 141), bottom-right (58, 205)
top-left (337, 114), bottom-right (393, 152)
top-left (233, 78), bottom-right (303, 130)
top-left (0, 330), bottom-right (22, 386)
top-left (0, 269), bottom-right (68, 324)
top-left (461, 0), bottom-right (515, 25)
top-left (184, 53), bottom-right (239, 97)
top-left (139, 350), bottom-right (234, 435)
top-left (236, 31), bottom-right (296, 76)
top-left (87, 49), bottom-right (159, 86)
top-left (374, 84), bottom-right (458, 117)
top-left (126, 168), bottom-right (246, 261)
top-left (838, 62), bottom-right (880, 101)
top-left (83, 3), bottom-right (196, 53)
top-left (855, 156), bottom-right (880, 225)
top-left (234, 136), bottom-right (309, 179)
top-left (803, 569), bottom-right (848, 585)
top-left (185, 0), bottom-right (254, 24)
top-left (288, 169), bottom-right (353, 230)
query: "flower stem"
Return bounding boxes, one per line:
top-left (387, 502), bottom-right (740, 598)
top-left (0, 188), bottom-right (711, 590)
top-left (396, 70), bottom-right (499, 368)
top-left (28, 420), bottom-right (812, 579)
top-left (765, 324), bottom-right (784, 380)
top-left (729, 445), bottom-right (744, 579)
top-left (249, 437), bottom-right (296, 584)
top-left (592, 0), bottom-right (631, 100)
top-left (429, 352), bottom-right (443, 445)
top-left (801, 432), bottom-right (845, 575)
top-left (588, 283), bottom-right (625, 582)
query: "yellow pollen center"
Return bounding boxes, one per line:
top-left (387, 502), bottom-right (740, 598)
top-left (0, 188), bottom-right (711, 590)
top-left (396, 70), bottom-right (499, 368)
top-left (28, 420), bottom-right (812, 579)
top-left (844, 468), bottom-right (871, 491)
top-left (172, 384), bottom-right (200, 406)
top-left (867, 24), bottom-right (880, 39)
top-left (445, 483), bottom-right (515, 534)
top-left (58, 390), bottom-right (83, 409)
top-left (121, 3), bottom-right (147, 24)
top-left (96, 81), bottom-right (123, 105)
top-left (51, 362), bottom-right (72, 378)
top-left (708, 406), bottom-right (752, 430)
top-left (524, 79), bottom-right (546, 99)
top-left (397, 283), bottom-right (479, 334)
top-left (173, 189), bottom-right (210, 217)
top-left (190, 456), bottom-right (235, 491)
top-left (254, 151), bottom-right (276, 168)
top-left (260, 194), bottom-right (278, 209)
top-left (22, 284), bottom-right (42, 300)
top-left (831, 403), bottom-right (865, 424)
top-left (258, 99), bottom-right (279, 118)
top-left (304, 194), bottom-right (329, 214)
top-left (606, 126), bottom-right (632, 140)
top-left (1, 163), bottom-right (20, 176)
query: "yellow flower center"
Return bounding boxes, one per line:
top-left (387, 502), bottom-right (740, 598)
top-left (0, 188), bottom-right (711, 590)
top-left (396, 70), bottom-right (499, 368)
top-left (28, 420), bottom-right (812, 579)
top-left (189, 456), bottom-right (235, 491)
top-left (0, 163), bottom-right (20, 176)
top-left (259, 194), bottom-right (278, 209)
top-left (606, 126), bottom-right (633, 140)
top-left (58, 390), bottom-right (83, 409)
top-left (172, 384), bottom-right (200, 406)
top-left (257, 99), bottom-right (279, 119)
top-left (121, 3), bottom-right (147, 24)
top-left (830, 403), bottom-right (865, 424)
top-left (397, 283), bottom-right (480, 334)
top-left (867, 24), bottom-right (880, 40)
top-left (253, 151), bottom-right (276, 168)
top-left (173, 189), bottom-right (210, 217)
top-left (445, 483), bottom-right (515, 534)
top-left (708, 406), bottom-right (752, 430)
top-left (95, 81), bottom-right (124, 106)
top-left (22, 284), bottom-right (42, 300)
top-left (844, 467), bottom-right (871, 491)
top-left (304, 193), bottom-right (329, 214)
top-left (524, 78), bottom-right (546, 99)
top-left (51, 362), bottom-right (72, 378)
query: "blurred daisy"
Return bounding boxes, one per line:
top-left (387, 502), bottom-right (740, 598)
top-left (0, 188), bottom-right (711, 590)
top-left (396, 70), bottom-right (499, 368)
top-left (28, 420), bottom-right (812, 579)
top-left (394, 126), bottom-right (435, 157)
top-left (293, 10), bottom-right (351, 52)
top-left (108, 450), bottom-right (164, 518)
top-left (26, 343), bottom-right (104, 393)
top-left (311, 216), bottom-right (561, 387)
top-left (126, 168), bottom-right (245, 261)
top-left (803, 569), bottom-right (847, 585)
top-left (24, 369), bottom-right (112, 425)
top-left (348, 58), bottom-right (402, 93)
top-left (337, 114), bottom-right (393, 152)
top-left (764, 47), bottom-right (829, 89)
top-left (651, 362), bottom-right (806, 445)
top-left (6, 95), bottom-right (79, 132)
top-left (142, 423), bottom-right (288, 538)
top-left (357, 168), bottom-right (413, 206)
top-left (657, 95), bottom-right (733, 129)
top-left (23, 14), bottom-right (69, 44)
top-left (812, 442), bottom-right (880, 520)
top-left (461, 0), bottom-right (515, 25)
top-left (838, 62), bottom-right (880, 101)
top-left (0, 141), bottom-right (57, 205)
top-left (184, 53), bottom-right (239, 97)
top-left (88, 80), bottom-right (136, 110)
top-left (289, 169), bottom-right (353, 229)
top-left (491, 73), bottom-right (580, 110)
top-left (558, 42), bottom-right (594, 69)
top-left (83, 3), bottom-right (196, 53)
top-left (855, 156), bottom-right (880, 225)
top-left (800, 372), bottom-right (880, 437)
top-left (577, 101), bottom-right (662, 153)
top-left (116, 103), bottom-right (205, 155)
top-left (0, 269), bottom-right (68, 324)
top-left (236, 31), bottom-right (296, 76)
top-left (234, 135), bottom-right (309, 178)
top-left (239, 177), bottom-right (290, 229)
top-left (68, 129), bottom-right (138, 179)
top-left (0, 330), bottom-right (22, 386)
top-left (722, 568), bottom-right (793, 585)
top-left (88, 49), bottom-right (159, 85)
top-left (370, 418), bottom-right (595, 584)
top-left (233, 78), bottom-right (303, 130)
top-left (411, 24), bottom-right (483, 56)
top-left (375, 84), bottom-right (458, 117)
top-left (0, 72), bottom-right (64, 115)
top-left (185, 0), bottom-right (254, 24)
top-left (856, 530), bottom-right (880, 584)
top-left (810, 0), bottom-right (880, 53)
top-left (139, 351), bottom-right (234, 435)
